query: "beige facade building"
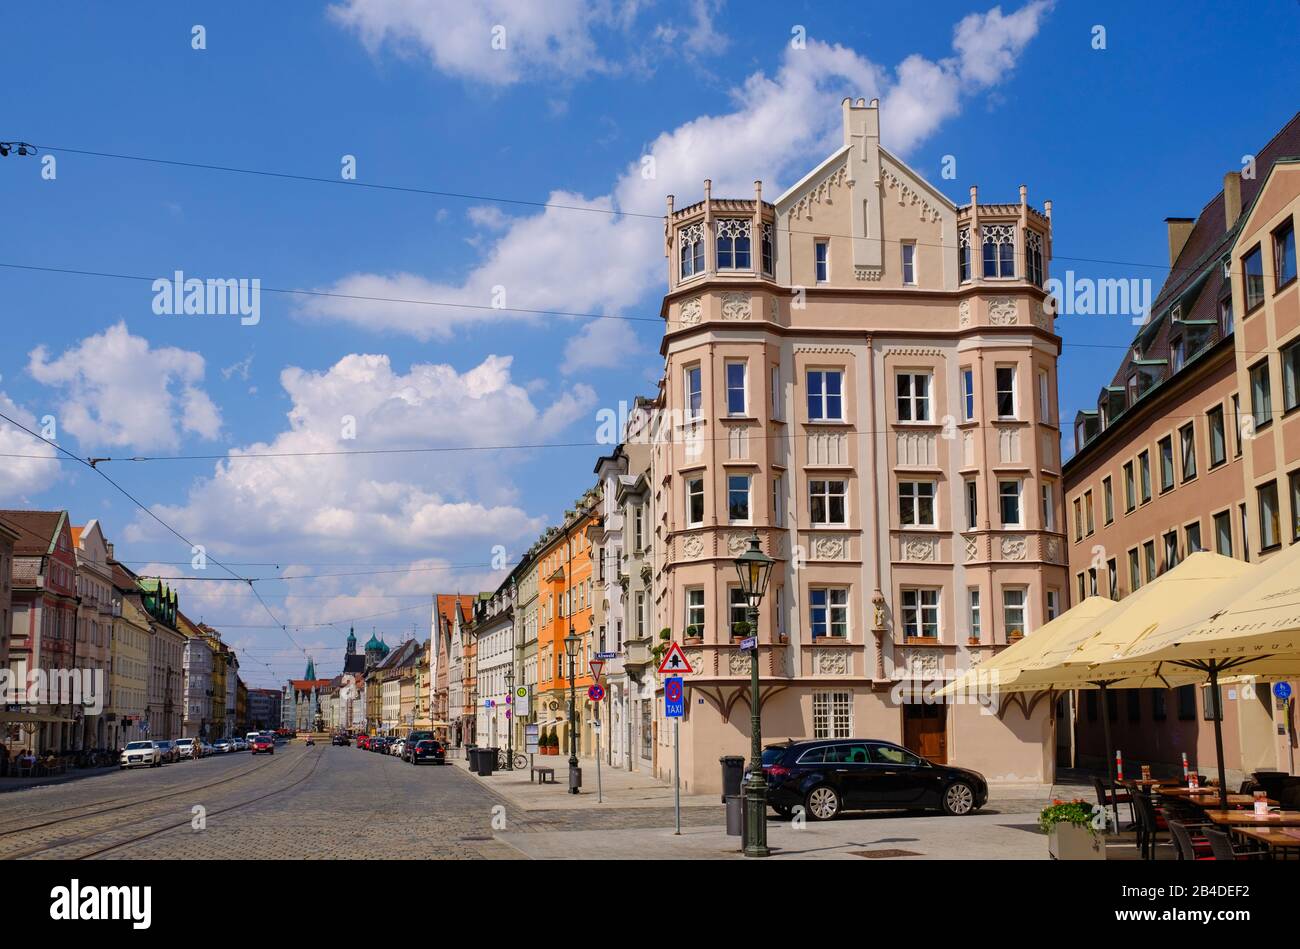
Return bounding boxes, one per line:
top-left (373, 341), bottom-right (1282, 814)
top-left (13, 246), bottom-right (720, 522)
top-left (1063, 113), bottom-right (1299, 783)
top-left (652, 98), bottom-right (1065, 794)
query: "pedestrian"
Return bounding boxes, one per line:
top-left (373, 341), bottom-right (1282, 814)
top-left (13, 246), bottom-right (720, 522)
top-left (0, 743), bottom-right (9, 777)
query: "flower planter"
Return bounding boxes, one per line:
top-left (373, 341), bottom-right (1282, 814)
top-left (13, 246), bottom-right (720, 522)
top-left (1048, 823), bottom-right (1104, 860)
top-left (684, 637), bottom-right (703, 646)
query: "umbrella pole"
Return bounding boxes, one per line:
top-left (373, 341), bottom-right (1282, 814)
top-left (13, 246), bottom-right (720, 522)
top-left (1098, 682), bottom-right (1118, 831)
top-left (1209, 664), bottom-right (1228, 810)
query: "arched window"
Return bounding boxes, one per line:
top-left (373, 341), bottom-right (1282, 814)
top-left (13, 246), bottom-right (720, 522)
top-left (678, 222), bottom-right (705, 278)
top-left (716, 218), bottom-right (751, 269)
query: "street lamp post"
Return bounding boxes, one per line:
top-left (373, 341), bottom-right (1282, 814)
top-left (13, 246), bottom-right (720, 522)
top-left (734, 532), bottom-right (775, 858)
top-left (505, 666), bottom-right (515, 770)
top-left (564, 632), bottom-right (580, 793)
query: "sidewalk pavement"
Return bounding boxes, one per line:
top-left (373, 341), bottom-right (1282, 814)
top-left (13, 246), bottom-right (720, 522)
top-left (451, 748), bottom-right (722, 811)
top-left (0, 767), bottom-right (117, 794)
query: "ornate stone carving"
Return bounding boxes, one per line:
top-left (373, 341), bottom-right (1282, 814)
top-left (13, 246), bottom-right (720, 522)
top-left (811, 535), bottom-right (847, 560)
top-left (882, 166), bottom-right (943, 223)
top-left (679, 296), bottom-right (702, 326)
top-left (958, 298), bottom-right (972, 327)
top-left (987, 297), bottom-right (1018, 325)
top-left (1045, 536), bottom-right (1062, 564)
top-left (789, 163), bottom-right (848, 220)
top-left (902, 535), bottom-right (939, 562)
top-left (682, 534), bottom-right (704, 559)
top-left (1032, 297), bottom-right (1052, 330)
top-left (726, 531), bottom-right (751, 556)
top-left (728, 651), bottom-right (750, 675)
top-left (715, 218), bottom-right (751, 241)
top-left (720, 291), bottom-right (751, 321)
top-left (881, 346), bottom-right (943, 358)
top-left (813, 648), bottom-right (848, 675)
top-left (1000, 535), bottom-right (1028, 561)
top-left (685, 650), bottom-right (705, 675)
top-left (900, 648), bottom-right (941, 679)
top-left (964, 536), bottom-right (980, 562)
top-left (854, 267), bottom-right (883, 281)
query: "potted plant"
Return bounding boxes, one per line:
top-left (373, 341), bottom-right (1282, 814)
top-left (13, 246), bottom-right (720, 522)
top-left (651, 628), bottom-right (672, 666)
top-left (730, 620), bottom-right (751, 643)
top-left (684, 624), bottom-right (703, 645)
top-left (1007, 627), bottom-right (1024, 643)
top-left (1039, 799), bottom-right (1104, 860)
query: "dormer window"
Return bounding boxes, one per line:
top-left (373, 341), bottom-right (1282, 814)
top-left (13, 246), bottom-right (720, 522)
top-left (716, 218), bottom-right (752, 270)
top-left (982, 223), bottom-right (1016, 278)
top-left (678, 222), bottom-right (705, 279)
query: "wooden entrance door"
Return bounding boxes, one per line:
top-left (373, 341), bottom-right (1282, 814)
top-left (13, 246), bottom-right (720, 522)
top-left (902, 703), bottom-right (948, 764)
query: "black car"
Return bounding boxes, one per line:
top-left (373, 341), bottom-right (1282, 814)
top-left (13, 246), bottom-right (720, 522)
top-left (401, 730), bottom-right (434, 762)
top-left (332, 734), bottom-right (350, 746)
top-left (759, 739), bottom-right (987, 820)
top-left (370, 737), bottom-right (389, 753)
top-left (409, 739), bottom-right (445, 765)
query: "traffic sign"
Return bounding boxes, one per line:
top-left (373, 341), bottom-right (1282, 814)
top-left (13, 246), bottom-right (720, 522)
top-left (657, 642), bottom-right (693, 675)
top-left (514, 685), bottom-right (530, 716)
top-left (588, 684), bottom-right (606, 702)
top-left (589, 659), bottom-right (605, 681)
top-left (664, 677), bottom-right (684, 717)
top-left (1275, 682), bottom-right (1293, 700)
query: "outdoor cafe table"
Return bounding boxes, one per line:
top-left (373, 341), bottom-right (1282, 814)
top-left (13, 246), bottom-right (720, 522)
top-left (1200, 810), bottom-right (1300, 827)
top-left (1162, 788), bottom-right (1278, 807)
top-left (1231, 827), bottom-right (1300, 859)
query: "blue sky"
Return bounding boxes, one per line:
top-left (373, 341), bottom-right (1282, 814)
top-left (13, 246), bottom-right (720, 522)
top-left (0, 1), bottom-right (1295, 687)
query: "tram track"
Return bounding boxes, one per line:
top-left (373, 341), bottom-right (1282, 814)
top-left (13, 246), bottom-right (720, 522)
top-left (0, 751), bottom-right (286, 839)
top-left (4, 747), bottom-right (323, 860)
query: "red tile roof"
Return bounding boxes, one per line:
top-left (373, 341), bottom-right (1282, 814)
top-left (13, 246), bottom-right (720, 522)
top-left (0, 510), bottom-right (67, 556)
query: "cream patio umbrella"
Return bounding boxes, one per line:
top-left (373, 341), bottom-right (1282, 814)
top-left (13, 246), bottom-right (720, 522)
top-left (1081, 546), bottom-right (1300, 807)
top-left (934, 595), bottom-right (1194, 824)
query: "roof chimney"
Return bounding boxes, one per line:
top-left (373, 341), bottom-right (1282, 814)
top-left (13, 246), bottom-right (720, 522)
top-left (1165, 217), bottom-right (1195, 267)
top-left (1223, 171), bottom-right (1242, 230)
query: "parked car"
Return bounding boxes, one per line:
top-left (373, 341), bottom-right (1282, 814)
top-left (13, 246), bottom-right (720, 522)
top-left (250, 735), bottom-right (275, 755)
top-left (150, 739), bottom-right (177, 763)
top-left (199, 741), bottom-right (214, 757)
top-left (410, 739), bottom-right (445, 766)
top-left (212, 739), bottom-right (232, 754)
top-left (371, 737), bottom-right (389, 754)
top-left (356, 735), bottom-right (369, 750)
top-left (174, 737), bottom-right (199, 760)
top-left (402, 730), bottom-right (434, 762)
top-left (332, 734), bottom-right (350, 746)
top-left (758, 739), bottom-right (987, 820)
top-left (120, 740), bottom-right (164, 769)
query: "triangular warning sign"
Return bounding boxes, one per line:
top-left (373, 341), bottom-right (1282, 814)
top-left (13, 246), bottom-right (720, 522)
top-left (588, 659), bottom-right (605, 681)
top-left (657, 641), bottom-right (693, 675)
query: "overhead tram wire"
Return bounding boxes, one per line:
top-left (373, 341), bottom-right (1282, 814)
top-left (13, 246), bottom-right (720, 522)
top-left (0, 407), bottom-right (313, 663)
top-left (26, 141), bottom-right (1263, 279)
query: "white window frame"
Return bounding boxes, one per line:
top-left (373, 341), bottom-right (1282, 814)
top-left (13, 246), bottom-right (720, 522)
top-left (725, 360), bottom-right (747, 416)
top-left (812, 690), bottom-right (852, 740)
top-left (809, 479), bottom-right (847, 526)
top-left (807, 369), bottom-right (844, 422)
top-left (961, 368), bottom-right (975, 421)
top-left (999, 479), bottom-right (1023, 527)
top-left (685, 588), bottom-right (705, 634)
top-left (896, 372), bottom-right (932, 423)
top-left (900, 588), bottom-right (940, 639)
top-left (1002, 588), bottom-right (1027, 638)
top-left (814, 239), bottom-right (829, 283)
top-left (898, 480), bottom-right (937, 527)
top-left (968, 588), bottom-right (981, 640)
top-left (809, 587), bottom-right (849, 639)
top-left (901, 241), bottom-right (916, 285)
top-left (684, 365), bottom-right (703, 422)
top-left (726, 473), bottom-right (752, 524)
top-left (995, 365), bottom-right (1018, 419)
top-left (686, 476), bottom-right (705, 527)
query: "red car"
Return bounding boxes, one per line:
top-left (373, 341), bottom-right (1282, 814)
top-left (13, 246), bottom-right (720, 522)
top-left (357, 735), bottom-right (370, 750)
top-left (251, 735), bottom-right (275, 755)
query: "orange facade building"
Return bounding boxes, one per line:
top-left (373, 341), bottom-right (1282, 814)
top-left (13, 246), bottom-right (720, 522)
top-left (534, 495), bottom-right (600, 757)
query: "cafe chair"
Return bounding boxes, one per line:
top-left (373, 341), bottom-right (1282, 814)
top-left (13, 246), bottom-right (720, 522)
top-left (1167, 819), bottom-right (1215, 860)
top-left (1204, 827), bottom-right (1269, 861)
top-left (1133, 793), bottom-right (1168, 860)
top-left (1094, 777), bottom-right (1135, 826)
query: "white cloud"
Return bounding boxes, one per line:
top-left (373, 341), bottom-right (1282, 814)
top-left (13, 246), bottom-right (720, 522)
top-left (563, 318), bottom-right (641, 373)
top-left (302, 4), bottom-right (1051, 356)
top-left (328, 0), bottom-right (618, 86)
top-left (124, 352), bottom-right (595, 562)
top-left (27, 321), bottom-right (222, 451)
top-left (0, 391), bottom-right (59, 503)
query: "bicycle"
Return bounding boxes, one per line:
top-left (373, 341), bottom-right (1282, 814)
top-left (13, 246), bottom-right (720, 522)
top-left (497, 749), bottom-right (529, 771)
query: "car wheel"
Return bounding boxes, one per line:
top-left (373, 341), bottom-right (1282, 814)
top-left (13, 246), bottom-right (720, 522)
top-left (942, 781), bottom-right (977, 816)
top-left (805, 784), bottom-right (840, 821)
